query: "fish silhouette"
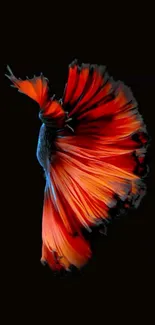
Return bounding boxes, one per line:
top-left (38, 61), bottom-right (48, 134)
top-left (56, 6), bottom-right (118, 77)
top-left (6, 60), bottom-right (149, 271)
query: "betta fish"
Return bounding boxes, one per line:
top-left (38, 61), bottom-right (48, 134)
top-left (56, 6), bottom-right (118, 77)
top-left (5, 60), bottom-right (149, 272)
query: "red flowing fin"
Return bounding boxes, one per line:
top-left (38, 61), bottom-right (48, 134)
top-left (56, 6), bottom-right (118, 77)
top-left (63, 60), bottom-right (79, 105)
top-left (5, 65), bottom-right (49, 108)
top-left (55, 137), bottom-right (138, 206)
top-left (69, 64), bottom-right (90, 105)
top-left (41, 184), bottom-right (91, 270)
top-left (62, 61), bottom-right (141, 136)
top-left (63, 63), bottom-right (146, 144)
top-left (71, 67), bottom-right (104, 113)
top-left (42, 100), bottom-right (65, 123)
top-left (39, 99), bottom-right (66, 129)
top-left (63, 61), bottom-right (109, 117)
top-left (5, 65), bottom-right (65, 128)
top-left (77, 84), bottom-right (134, 121)
top-left (54, 80), bottom-right (148, 228)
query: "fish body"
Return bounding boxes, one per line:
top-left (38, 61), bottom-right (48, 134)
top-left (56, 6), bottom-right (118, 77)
top-left (36, 123), bottom-right (57, 170)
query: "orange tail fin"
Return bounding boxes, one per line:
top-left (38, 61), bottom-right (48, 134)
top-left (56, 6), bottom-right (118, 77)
top-left (41, 185), bottom-right (91, 270)
top-left (5, 65), bottom-right (49, 108)
top-left (5, 66), bottom-right (65, 127)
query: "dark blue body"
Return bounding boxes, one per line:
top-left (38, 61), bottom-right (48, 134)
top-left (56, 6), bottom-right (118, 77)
top-left (36, 124), bottom-right (57, 171)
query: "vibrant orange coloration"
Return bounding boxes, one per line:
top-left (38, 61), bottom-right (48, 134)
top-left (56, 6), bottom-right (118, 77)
top-left (5, 66), bottom-right (49, 107)
top-left (42, 100), bottom-right (65, 128)
top-left (6, 61), bottom-right (149, 272)
top-left (5, 66), bottom-right (65, 128)
top-left (63, 63), bottom-right (79, 104)
top-left (41, 186), bottom-right (91, 270)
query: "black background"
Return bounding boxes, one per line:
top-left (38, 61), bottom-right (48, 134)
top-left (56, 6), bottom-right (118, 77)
top-left (1, 9), bottom-right (155, 323)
